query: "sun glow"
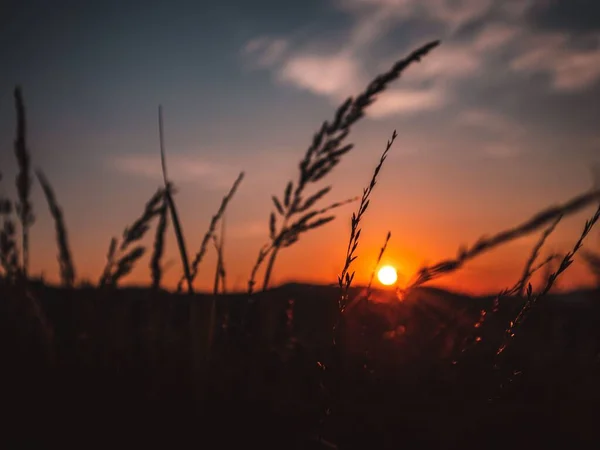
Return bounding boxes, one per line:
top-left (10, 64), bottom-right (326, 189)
top-left (377, 265), bottom-right (398, 286)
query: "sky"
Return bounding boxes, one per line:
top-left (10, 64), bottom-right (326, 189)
top-left (0, 0), bottom-right (599, 295)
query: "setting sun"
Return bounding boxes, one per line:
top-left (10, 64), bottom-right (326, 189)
top-left (377, 265), bottom-right (398, 286)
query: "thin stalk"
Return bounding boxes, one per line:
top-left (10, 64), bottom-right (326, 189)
top-left (262, 230), bottom-right (283, 291)
top-left (158, 106), bottom-right (194, 294)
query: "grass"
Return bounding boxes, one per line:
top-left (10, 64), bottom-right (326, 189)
top-left (2, 39), bottom-right (600, 448)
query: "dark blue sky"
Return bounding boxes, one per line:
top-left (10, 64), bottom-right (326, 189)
top-left (1, 0), bottom-right (599, 292)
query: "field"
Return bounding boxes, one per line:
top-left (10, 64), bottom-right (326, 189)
top-left (2, 282), bottom-right (600, 447)
top-left (2, 40), bottom-right (600, 448)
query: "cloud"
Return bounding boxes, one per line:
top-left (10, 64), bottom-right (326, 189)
top-left (482, 142), bottom-right (521, 158)
top-left (425, 0), bottom-right (494, 30)
top-left (367, 87), bottom-right (448, 117)
top-left (403, 43), bottom-right (483, 82)
top-left (473, 22), bottom-right (522, 52)
top-left (112, 153), bottom-right (239, 189)
top-left (457, 108), bottom-right (525, 136)
top-left (242, 37), bottom-right (288, 68)
top-left (339, 0), bottom-right (494, 30)
top-left (511, 32), bottom-right (600, 91)
top-left (242, 0), bottom-right (580, 120)
top-left (277, 50), bottom-right (364, 99)
top-left (499, 0), bottom-right (537, 19)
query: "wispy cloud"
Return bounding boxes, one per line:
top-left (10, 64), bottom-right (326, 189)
top-left (278, 50), bottom-right (364, 99)
top-left (111, 153), bottom-right (240, 189)
top-left (511, 32), bottom-right (600, 91)
top-left (482, 142), bottom-right (521, 159)
top-left (339, 0), bottom-right (494, 30)
top-left (457, 108), bottom-right (525, 137)
top-left (402, 43), bottom-right (483, 82)
top-left (425, 0), bottom-right (494, 30)
top-left (239, 0), bottom-right (526, 120)
top-left (473, 22), bottom-right (522, 52)
top-left (457, 109), bottom-right (526, 159)
top-left (241, 0), bottom-right (600, 122)
top-left (242, 36), bottom-right (289, 68)
top-left (498, 0), bottom-right (536, 19)
top-left (368, 87), bottom-right (448, 118)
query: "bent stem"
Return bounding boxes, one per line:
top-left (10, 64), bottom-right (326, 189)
top-left (158, 105), bottom-right (194, 294)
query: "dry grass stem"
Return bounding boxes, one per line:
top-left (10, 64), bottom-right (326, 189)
top-left (497, 201), bottom-right (600, 357)
top-left (515, 215), bottom-right (562, 296)
top-left (177, 171), bottom-right (244, 292)
top-left (13, 87), bottom-right (35, 277)
top-left (254, 40), bottom-right (440, 292)
top-left (401, 188), bottom-right (600, 294)
top-left (99, 187), bottom-right (166, 286)
top-left (366, 231), bottom-right (392, 300)
top-left (151, 195), bottom-right (169, 290)
top-left (36, 170), bottom-right (76, 287)
top-left (247, 196), bottom-right (358, 295)
top-left (212, 233), bottom-right (226, 295)
top-left (0, 174), bottom-right (19, 280)
top-left (158, 106), bottom-right (194, 294)
top-left (338, 130), bottom-right (397, 313)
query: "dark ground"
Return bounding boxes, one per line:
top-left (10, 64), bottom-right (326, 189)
top-left (2, 281), bottom-right (600, 448)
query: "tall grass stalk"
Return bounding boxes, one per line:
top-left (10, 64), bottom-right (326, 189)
top-left (316, 130), bottom-right (397, 447)
top-left (497, 201), bottom-right (600, 357)
top-left (338, 130), bottom-right (397, 314)
top-left (400, 187), bottom-right (600, 295)
top-left (36, 170), bottom-right (76, 287)
top-left (178, 171), bottom-right (244, 292)
top-left (150, 194), bottom-right (168, 290)
top-left (0, 173), bottom-right (19, 280)
top-left (253, 40), bottom-right (440, 293)
top-left (365, 231), bottom-right (391, 300)
top-left (99, 187), bottom-right (166, 286)
top-left (158, 106), bottom-right (194, 294)
top-left (212, 221), bottom-right (226, 294)
top-left (515, 215), bottom-right (562, 297)
top-left (13, 87), bottom-right (35, 277)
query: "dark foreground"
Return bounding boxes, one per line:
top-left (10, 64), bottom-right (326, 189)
top-left (2, 282), bottom-right (600, 448)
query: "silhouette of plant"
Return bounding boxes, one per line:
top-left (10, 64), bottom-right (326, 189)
top-left (338, 130), bottom-right (397, 314)
top-left (399, 187), bottom-right (600, 296)
top-left (99, 187), bottom-right (166, 287)
top-left (150, 192), bottom-right (168, 290)
top-left (249, 40), bottom-right (440, 294)
top-left (13, 87), bottom-right (35, 277)
top-left (496, 202), bottom-right (600, 362)
top-left (178, 171), bottom-right (244, 293)
top-left (158, 106), bottom-right (194, 294)
top-left (0, 173), bottom-right (19, 281)
top-left (36, 170), bottom-right (76, 287)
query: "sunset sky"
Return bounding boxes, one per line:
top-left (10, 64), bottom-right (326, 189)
top-left (1, 0), bottom-right (599, 294)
